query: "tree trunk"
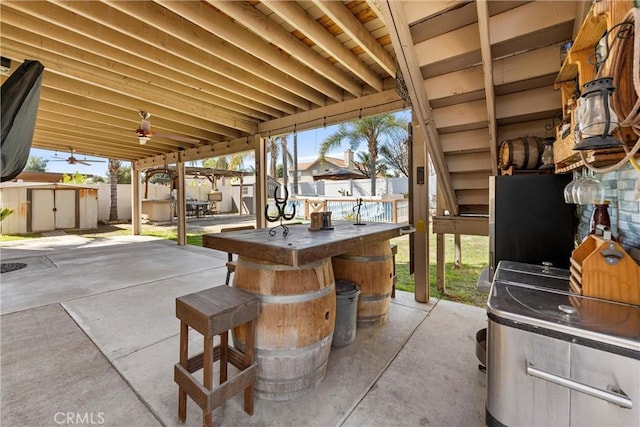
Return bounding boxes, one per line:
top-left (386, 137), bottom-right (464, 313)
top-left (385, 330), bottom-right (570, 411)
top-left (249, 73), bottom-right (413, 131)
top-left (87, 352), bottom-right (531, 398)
top-left (108, 159), bottom-right (121, 221)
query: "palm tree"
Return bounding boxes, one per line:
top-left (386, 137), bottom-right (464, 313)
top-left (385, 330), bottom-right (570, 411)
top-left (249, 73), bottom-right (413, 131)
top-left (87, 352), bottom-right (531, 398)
top-left (108, 159), bottom-right (121, 221)
top-left (266, 136), bottom-right (280, 178)
top-left (319, 113), bottom-right (407, 196)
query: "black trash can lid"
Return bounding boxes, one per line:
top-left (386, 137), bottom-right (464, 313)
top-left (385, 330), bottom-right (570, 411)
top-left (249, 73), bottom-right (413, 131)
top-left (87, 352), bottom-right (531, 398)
top-left (335, 279), bottom-right (360, 297)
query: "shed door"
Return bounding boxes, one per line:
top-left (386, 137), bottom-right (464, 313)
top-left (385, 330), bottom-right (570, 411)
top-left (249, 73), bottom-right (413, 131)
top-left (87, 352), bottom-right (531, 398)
top-left (31, 190), bottom-right (55, 232)
top-left (54, 190), bottom-right (76, 229)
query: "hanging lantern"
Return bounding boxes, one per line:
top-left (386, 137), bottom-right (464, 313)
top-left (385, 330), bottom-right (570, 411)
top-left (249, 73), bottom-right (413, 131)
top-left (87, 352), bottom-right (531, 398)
top-left (573, 77), bottom-right (623, 150)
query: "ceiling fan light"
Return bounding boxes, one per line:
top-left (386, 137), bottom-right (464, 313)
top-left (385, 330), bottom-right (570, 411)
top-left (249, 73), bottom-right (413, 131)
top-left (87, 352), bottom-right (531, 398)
top-left (138, 135), bottom-right (149, 145)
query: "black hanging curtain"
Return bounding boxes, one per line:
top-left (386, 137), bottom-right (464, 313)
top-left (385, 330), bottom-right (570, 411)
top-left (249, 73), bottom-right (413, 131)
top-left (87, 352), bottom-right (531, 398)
top-left (1, 60), bottom-right (45, 182)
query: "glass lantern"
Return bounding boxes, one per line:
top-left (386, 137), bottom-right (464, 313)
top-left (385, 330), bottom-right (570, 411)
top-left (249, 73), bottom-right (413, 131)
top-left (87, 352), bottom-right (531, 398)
top-left (573, 77), bottom-right (623, 150)
top-left (539, 138), bottom-right (555, 170)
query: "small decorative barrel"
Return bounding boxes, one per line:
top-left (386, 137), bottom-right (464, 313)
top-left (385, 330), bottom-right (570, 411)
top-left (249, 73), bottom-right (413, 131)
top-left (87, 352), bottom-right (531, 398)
top-left (499, 136), bottom-right (543, 170)
top-left (232, 257), bottom-right (335, 401)
top-left (332, 241), bottom-right (394, 328)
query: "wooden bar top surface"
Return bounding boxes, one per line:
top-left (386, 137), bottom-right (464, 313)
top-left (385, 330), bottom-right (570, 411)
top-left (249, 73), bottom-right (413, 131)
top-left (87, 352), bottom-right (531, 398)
top-left (202, 221), bottom-right (410, 267)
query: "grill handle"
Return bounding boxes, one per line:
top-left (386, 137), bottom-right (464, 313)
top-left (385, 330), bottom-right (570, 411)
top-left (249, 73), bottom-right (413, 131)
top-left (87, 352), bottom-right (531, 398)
top-left (527, 362), bottom-right (633, 409)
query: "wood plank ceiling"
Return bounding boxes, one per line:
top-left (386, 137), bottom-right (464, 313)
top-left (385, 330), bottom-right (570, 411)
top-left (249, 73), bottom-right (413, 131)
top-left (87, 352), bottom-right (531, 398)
top-left (1, 1), bottom-right (587, 218)
top-left (0, 1), bottom-right (402, 163)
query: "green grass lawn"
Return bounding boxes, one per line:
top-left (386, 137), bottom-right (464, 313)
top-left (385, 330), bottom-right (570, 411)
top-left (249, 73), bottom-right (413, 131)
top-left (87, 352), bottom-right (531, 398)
top-left (391, 232), bottom-right (489, 308)
top-left (2, 222), bottom-right (489, 307)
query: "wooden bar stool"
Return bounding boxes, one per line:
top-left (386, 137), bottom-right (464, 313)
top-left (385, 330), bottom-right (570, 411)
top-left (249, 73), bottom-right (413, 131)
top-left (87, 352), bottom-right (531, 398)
top-left (174, 286), bottom-right (259, 427)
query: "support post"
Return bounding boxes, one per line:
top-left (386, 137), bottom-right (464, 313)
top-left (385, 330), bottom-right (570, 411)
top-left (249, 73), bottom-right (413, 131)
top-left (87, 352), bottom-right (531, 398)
top-left (436, 188), bottom-right (446, 292)
top-left (454, 234), bottom-right (462, 269)
top-left (254, 134), bottom-right (267, 229)
top-left (132, 164), bottom-right (141, 235)
top-left (410, 116), bottom-right (429, 303)
top-left (176, 156), bottom-right (187, 246)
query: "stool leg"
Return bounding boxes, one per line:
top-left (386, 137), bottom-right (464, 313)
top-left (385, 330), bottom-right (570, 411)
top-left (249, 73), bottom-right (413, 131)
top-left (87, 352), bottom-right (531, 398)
top-left (244, 320), bottom-right (255, 416)
top-left (203, 335), bottom-right (213, 427)
top-left (220, 331), bottom-right (228, 384)
top-left (178, 321), bottom-right (189, 422)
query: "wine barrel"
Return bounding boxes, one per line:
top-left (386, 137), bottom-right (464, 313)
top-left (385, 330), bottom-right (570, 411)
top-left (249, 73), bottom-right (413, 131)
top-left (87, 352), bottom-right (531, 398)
top-left (332, 241), bottom-right (394, 328)
top-left (232, 257), bottom-right (335, 401)
top-left (499, 137), bottom-right (543, 170)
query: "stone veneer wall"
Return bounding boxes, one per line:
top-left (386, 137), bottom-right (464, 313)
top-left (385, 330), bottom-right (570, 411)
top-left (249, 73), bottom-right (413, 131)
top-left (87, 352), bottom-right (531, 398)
top-left (576, 162), bottom-right (640, 257)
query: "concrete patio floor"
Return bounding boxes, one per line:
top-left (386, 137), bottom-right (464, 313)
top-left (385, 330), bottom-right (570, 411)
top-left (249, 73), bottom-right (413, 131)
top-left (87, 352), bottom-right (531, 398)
top-left (1, 232), bottom-right (487, 427)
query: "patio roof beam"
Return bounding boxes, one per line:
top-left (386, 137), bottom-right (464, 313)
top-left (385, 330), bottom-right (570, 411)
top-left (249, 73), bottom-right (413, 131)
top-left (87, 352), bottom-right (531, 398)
top-left (35, 103), bottom-right (226, 145)
top-left (29, 0), bottom-right (311, 112)
top-left (263, 1), bottom-right (383, 92)
top-left (314, 1), bottom-right (396, 77)
top-left (208, 0), bottom-right (362, 99)
top-left (258, 89), bottom-right (404, 136)
top-left (1, 47), bottom-right (257, 137)
top-left (134, 137), bottom-right (257, 171)
top-left (0, 6), bottom-right (295, 117)
top-left (0, 28), bottom-right (273, 122)
top-left (145, 0), bottom-right (334, 106)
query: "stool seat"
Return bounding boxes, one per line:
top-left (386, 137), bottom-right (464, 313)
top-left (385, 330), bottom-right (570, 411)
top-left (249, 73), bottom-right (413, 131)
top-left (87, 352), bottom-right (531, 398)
top-left (175, 286), bottom-right (259, 427)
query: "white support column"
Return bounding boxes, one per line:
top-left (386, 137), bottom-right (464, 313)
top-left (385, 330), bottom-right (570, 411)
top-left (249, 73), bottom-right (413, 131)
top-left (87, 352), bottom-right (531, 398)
top-left (131, 164), bottom-right (142, 235)
top-left (411, 115), bottom-right (429, 303)
top-left (176, 155), bottom-right (187, 246)
top-left (254, 134), bottom-right (267, 229)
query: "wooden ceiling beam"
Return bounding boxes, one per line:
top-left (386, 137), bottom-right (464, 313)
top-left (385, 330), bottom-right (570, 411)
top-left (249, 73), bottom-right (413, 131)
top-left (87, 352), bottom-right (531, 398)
top-left (37, 71), bottom-right (251, 138)
top-left (208, 0), bottom-right (360, 99)
top-left (36, 102), bottom-right (225, 145)
top-left (36, 84), bottom-right (235, 142)
top-left (476, 0), bottom-right (499, 176)
top-left (263, 1), bottom-right (383, 92)
top-left (114, 0), bottom-right (332, 107)
top-left (1, 39), bottom-right (265, 132)
top-left (3, 2), bottom-right (302, 114)
top-left (258, 89), bottom-right (404, 136)
top-left (313, 0), bottom-right (396, 77)
top-left (36, 1), bottom-right (313, 111)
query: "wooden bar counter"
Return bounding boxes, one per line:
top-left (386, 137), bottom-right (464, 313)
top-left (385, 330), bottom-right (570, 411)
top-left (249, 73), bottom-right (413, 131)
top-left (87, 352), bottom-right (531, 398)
top-left (202, 221), bottom-right (410, 400)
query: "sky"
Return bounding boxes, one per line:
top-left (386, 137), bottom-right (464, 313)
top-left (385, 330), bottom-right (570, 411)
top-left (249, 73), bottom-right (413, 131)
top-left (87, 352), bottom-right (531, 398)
top-left (29, 110), bottom-right (410, 178)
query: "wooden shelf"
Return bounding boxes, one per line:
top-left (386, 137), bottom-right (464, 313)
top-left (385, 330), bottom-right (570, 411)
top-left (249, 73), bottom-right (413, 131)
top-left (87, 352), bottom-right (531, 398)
top-left (553, 0), bottom-right (636, 173)
top-left (555, 12), bottom-right (608, 86)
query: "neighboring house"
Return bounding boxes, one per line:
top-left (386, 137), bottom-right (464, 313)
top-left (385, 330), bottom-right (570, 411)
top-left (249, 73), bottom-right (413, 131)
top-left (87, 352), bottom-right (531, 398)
top-left (293, 150), bottom-right (357, 183)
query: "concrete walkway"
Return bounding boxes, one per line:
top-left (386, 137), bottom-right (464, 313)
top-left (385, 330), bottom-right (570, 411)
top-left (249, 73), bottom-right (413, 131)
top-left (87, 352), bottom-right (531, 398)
top-left (0, 234), bottom-right (487, 427)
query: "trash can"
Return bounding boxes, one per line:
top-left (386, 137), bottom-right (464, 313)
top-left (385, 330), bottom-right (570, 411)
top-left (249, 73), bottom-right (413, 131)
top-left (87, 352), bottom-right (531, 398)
top-left (332, 280), bottom-right (361, 347)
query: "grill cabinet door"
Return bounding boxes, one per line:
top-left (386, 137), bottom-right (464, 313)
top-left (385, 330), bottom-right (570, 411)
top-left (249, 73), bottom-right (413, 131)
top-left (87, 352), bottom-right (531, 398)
top-left (487, 320), bottom-right (571, 426)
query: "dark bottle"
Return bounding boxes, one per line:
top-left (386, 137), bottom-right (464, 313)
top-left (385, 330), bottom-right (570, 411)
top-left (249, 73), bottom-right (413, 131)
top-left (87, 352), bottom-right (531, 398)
top-left (587, 201), bottom-right (616, 241)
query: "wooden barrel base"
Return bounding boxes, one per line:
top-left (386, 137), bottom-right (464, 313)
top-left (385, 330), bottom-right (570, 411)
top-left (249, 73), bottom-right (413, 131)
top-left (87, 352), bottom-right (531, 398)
top-left (232, 257), bottom-right (336, 401)
top-left (332, 241), bottom-right (394, 329)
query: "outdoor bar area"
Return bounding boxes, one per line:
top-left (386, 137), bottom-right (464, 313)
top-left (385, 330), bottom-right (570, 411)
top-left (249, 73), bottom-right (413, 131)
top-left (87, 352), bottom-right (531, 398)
top-left (1, 1), bottom-right (640, 427)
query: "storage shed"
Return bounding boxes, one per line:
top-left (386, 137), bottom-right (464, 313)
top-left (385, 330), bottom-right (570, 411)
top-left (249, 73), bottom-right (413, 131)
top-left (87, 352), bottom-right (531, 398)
top-left (0, 182), bottom-right (98, 234)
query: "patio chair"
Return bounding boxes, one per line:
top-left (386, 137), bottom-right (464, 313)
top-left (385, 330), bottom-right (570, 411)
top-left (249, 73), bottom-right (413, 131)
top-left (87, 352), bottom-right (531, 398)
top-left (220, 225), bottom-right (256, 285)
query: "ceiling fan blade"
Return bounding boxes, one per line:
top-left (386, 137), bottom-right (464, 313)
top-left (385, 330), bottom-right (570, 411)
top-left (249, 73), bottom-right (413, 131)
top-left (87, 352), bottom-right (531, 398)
top-left (152, 132), bottom-right (200, 144)
top-left (76, 160), bottom-right (92, 166)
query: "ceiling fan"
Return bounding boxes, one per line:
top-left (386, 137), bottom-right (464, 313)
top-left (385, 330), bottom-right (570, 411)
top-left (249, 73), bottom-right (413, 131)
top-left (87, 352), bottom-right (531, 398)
top-left (50, 147), bottom-right (106, 166)
top-left (135, 111), bottom-right (200, 145)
